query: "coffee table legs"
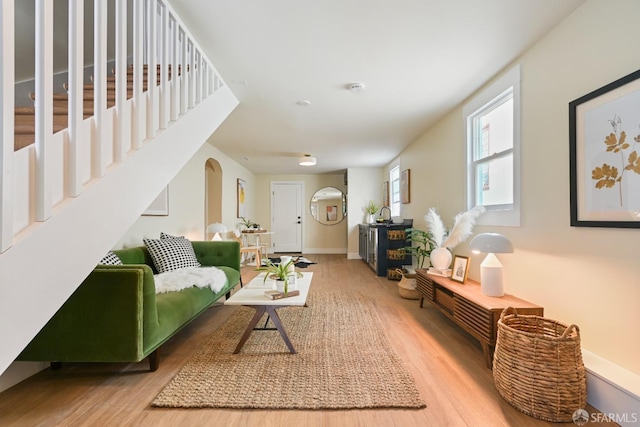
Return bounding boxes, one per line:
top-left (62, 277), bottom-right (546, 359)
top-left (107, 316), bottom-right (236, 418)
top-left (233, 305), bottom-right (296, 354)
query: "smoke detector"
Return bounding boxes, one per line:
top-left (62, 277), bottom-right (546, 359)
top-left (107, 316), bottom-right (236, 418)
top-left (348, 82), bottom-right (365, 94)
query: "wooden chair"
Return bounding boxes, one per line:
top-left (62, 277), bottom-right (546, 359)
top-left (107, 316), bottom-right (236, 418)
top-left (231, 233), bottom-right (262, 267)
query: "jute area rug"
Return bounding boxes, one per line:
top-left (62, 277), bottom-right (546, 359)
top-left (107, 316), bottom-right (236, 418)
top-left (152, 290), bottom-right (426, 410)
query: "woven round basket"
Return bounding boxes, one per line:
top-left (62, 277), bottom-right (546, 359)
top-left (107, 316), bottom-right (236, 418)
top-left (493, 307), bottom-right (586, 422)
top-left (395, 269), bottom-right (420, 300)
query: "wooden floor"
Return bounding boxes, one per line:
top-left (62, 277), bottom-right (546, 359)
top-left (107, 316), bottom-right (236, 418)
top-left (0, 255), bottom-right (616, 426)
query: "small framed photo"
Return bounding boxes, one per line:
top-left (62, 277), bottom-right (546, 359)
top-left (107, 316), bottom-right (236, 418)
top-left (451, 255), bottom-right (470, 283)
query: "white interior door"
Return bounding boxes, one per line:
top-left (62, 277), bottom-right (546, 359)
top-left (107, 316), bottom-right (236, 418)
top-left (270, 182), bottom-right (303, 253)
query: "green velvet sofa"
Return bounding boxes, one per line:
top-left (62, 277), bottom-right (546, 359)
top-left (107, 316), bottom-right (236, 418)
top-left (17, 240), bottom-right (241, 371)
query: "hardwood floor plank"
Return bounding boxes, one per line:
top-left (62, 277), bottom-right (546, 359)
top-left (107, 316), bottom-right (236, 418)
top-left (0, 255), bottom-right (616, 426)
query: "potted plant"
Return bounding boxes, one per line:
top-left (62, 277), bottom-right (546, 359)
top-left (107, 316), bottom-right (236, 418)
top-left (256, 259), bottom-right (302, 295)
top-left (363, 200), bottom-right (381, 224)
top-left (238, 216), bottom-right (258, 231)
top-left (404, 228), bottom-right (436, 270)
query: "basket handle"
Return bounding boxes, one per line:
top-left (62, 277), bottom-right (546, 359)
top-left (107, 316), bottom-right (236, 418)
top-left (500, 306), bottom-right (518, 320)
top-left (561, 324), bottom-right (580, 339)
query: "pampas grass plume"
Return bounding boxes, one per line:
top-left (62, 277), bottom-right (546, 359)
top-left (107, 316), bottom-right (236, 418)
top-left (424, 208), bottom-right (447, 248)
top-left (443, 206), bottom-right (485, 249)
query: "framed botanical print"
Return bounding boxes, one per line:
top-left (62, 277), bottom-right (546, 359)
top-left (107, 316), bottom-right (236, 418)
top-left (569, 68), bottom-right (640, 228)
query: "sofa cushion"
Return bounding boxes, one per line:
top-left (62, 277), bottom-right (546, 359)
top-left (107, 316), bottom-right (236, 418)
top-left (99, 251), bottom-right (123, 265)
top-left (143, 237), bottom-right (201, 273)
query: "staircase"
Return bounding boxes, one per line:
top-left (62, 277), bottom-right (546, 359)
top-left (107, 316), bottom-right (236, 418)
top-left (0, 0), bottom-right (239, 378)
top-left (13, 65), bottom-right (169, 151)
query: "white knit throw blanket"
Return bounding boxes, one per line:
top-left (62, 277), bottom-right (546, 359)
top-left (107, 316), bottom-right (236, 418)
top-left (154, 266), bottom-right (227, 294)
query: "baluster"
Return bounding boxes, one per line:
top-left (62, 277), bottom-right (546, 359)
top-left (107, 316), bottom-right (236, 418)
top-left (92, 0), bottom-right (107, 178)
top-left (147, 0), bottom-right (158, 137)
top-left (132, 0), bottom-right (144, 148)
top-left (180, 30), bottom-right (187, 115)
top-left (159, 2), bottom-right (169, 129)
top-left (67, 0), bottom-right (83, 197)
top-left (114, 0), bottom-right (127, 162)
top-left (35, 0), bottom-right (53, 221)
top-left (170, 16), bottom-right (179, 121)
top-left (0, 0), bottom-right (15, 252)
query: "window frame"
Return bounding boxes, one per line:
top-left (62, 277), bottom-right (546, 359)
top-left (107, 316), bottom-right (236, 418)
top-left (389, 164), bottom-right (401, 217)
top-left (464, 65), bottom-right (521, 227)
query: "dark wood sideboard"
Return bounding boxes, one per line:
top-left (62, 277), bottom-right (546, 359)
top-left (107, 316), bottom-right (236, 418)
top-left (415, 269), bottom-right (543, 368)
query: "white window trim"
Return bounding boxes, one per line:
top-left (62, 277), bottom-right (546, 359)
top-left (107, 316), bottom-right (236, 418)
top-left (389, 162), bottom-right (401, 217)
top-left (464, 65), bottom-right (521, 227)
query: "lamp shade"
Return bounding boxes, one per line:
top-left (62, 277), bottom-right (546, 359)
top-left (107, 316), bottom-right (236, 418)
top-left (468, 233), bottom-right (514, 254)
top-left (206, 223), bottom-right (227, 236)
top-left (299, 155), bottom-right (317, 166)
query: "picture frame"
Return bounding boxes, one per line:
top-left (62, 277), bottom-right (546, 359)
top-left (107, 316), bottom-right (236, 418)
top-left (142, 187), bottom-right (169, 216)
top-left (569, 68), bottom-right (640, 228)
top-left (237, 178), bottom-right (246, 218)
top-left (451, 255), bottom-right (470, 284)
top-left (327, 205), bottom-right (337, 221)
top-left (382, 181), bottom-right (389, 207)
top-left (401, 169), bottom-right (411, 204)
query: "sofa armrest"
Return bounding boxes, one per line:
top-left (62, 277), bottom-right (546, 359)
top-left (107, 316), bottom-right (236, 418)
top-left (192, 240), bottom-right (241, 273)
top-left (17, 264), bottom-right (158, 363)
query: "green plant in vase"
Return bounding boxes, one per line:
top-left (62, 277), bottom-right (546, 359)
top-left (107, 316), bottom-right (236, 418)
top-left (256, 259), bottom-right (302, 295)
top-left (404, 228), bottom-right (436, 269)
top-left (363, 200), bottom-right (381, 223)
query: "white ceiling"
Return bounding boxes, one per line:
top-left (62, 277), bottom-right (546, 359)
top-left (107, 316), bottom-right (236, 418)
top-left (169, 0), bottom-right (584, 175)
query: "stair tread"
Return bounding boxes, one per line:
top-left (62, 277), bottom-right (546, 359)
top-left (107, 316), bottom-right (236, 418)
top-left (14, 64), bottom-right (172, 151)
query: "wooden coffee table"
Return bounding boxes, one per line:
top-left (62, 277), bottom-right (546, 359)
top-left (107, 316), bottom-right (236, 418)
top-left (224, 272), bottom-right (313, 354)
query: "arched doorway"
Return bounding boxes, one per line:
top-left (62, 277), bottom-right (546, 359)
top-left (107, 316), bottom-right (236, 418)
top-left (205, 158), bottom-right (223, 238)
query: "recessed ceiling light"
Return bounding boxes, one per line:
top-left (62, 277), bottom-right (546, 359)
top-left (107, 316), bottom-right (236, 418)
top-left (296, 100), bottom-right (311, 107)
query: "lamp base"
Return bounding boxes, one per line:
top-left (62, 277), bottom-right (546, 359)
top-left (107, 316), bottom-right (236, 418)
top-left (480, 253), bottom-right (504, 297)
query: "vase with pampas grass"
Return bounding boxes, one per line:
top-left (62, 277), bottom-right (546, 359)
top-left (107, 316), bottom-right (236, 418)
top-left (425, 207), bottom-right (485, 272)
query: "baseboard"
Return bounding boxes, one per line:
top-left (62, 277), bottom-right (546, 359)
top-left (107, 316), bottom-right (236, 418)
top-left (302, 248), bottom-right (347, 254)
top-left (347, 252), bottom-right (361, 260)
top-left (582, 349), bottom-right (640, 426)
top-left (0, 361), bottom-right (48, 393)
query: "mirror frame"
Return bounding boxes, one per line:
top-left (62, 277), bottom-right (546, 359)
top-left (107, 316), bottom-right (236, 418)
top-left (310, 186), bottom-right (347, 225)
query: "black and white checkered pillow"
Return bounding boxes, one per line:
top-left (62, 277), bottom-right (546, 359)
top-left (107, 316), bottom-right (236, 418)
top-left (143, 237), bottom-right (201, 273)
top-left (99, 251), bottom-right (123, 265)
top-left (160, 232), bottom-right (182, 239)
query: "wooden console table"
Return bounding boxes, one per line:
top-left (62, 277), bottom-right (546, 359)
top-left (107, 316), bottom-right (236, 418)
top-left (415, 269), bottom-right (543, 368)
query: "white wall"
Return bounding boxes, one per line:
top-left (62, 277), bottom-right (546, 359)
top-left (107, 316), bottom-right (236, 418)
top-left (346, 168), bottom-right (384, 258)
top-left (115, 143), bottom-right (255, 248)
top-left (390, 0), bottom-right (640, 410)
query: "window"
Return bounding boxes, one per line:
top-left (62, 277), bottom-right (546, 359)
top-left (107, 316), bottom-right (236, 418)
top-left (464, 65), bottom-right (521, 226)
top-left (390, 165), bottom-right (400, 217)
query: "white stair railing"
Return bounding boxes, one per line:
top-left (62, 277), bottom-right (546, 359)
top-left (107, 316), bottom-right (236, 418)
top-left (0, 0), bottom-right (239, 380)
top-left (0, 0), bottom-right (224, 252)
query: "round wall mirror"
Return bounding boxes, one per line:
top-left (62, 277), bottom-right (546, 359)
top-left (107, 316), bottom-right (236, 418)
top-left (310, 187), bottom-right (347, 225)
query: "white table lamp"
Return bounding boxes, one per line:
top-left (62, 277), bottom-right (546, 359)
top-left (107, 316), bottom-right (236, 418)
top-left (468, 233), bottom-right (514, 297)
top-left (206, 223), bottom-right (228, 240)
